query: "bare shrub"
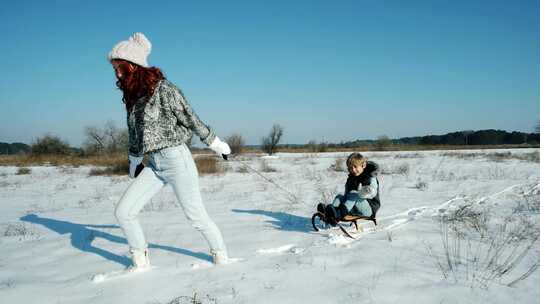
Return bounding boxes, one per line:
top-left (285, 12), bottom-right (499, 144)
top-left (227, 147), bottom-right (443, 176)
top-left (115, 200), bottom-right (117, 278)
top-left (381, 163), bottom-right (410, 176)
top-left (151, 292), bottom-right (218, 304)
top-left (203, 181), bottom-right (226, 194)
top-left (16, 167), bottom-right (31, 175)
top-left (485, 165), bottom-right (507, 180)
top-left (78, 199), bottom-right (95, 209)
top-left (59, 166), bottom-right (75, 174)
top-left (195, 156), bottom-right (224, 175)
top-left (260, 160), bottom-right (277, 172)
top-left (3, 222), bottom-right (39, 240)
top-left (394, 153), bottom-right (423, 159)
top-left (307, 140), bottom-right (317, 152)
top-left (261, 124), bottom-right (284, 155)
top-left (89, 161), bottom-right (129, 176)
top-left (279, 184), bottom-right (303, 210)
top-left (487, 152), bottom-right (513, 162)
top-left (236, 165), bottom-right (249, 173)
top-left (440, 152), bottom-right (482, 160)
top-left (396, 163), bottom-right (410, 175)
top-left (415, 180), bottom-right (428, 191)
top-left (516, 151), bottom-right (540, 163)
top-left (83, 121), bottom-right (128, 155)
top-left (380, 165), bottom-right (391, 175)
top-left (316, 186), bottom-right (337, 206)
top-left (225, 133), bottom-right (245, 155)
top-left (428, 205), bottom-right (540, 289)
top-left (307, 140), bottom-right (329, 153)
top-left (0, 278), bottom-right (15, 289)
top-left (84, 126), bottom-right (106, 154)
top-left (31, 134), bottom-right (72, 155)
top-left (514, 189), bottom-right (540, 213)
top-left (443, 151), bottom-right (540, 164)
top-left (444, 202), bottom-right (491, 238)
top-left (386, 231), bottom-right (394, 242)
top-left (303, 168), bottom-right (322, 183)
top-left (55, 182), bottom-right (71, 192)
top-left (432, 170), bottom-right (457, 181)
top-left (142, 198), bottom-right (178, 213)
top-left (486, 151), bottom-right (540, 164)
top-left (329, 158), bottom-right (346, 172)
top-left (318, 142), bottom-right (329, 153)
top-left (306, 153), bottom-right (318, 165)
top-left (375, 135), bottom-right (392, 151)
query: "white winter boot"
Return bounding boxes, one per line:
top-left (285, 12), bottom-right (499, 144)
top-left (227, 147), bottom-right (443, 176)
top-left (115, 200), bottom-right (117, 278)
top-left (129, 248), bottom-right (150, 271)
top-left (211, 250), bottom-right (229, 265)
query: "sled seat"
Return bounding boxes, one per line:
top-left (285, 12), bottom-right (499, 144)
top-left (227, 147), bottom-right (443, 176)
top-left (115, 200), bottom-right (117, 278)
top-left (341, 214), bottom-right (377, 230)
top-left (311, 211), bottom-right (378, 238)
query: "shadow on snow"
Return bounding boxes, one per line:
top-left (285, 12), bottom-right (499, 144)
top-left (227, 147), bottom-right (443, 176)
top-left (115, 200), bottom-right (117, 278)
top-left (20, 214), bottom-right (212, 266)
top-left (231, 209), bottom-right (312, 233)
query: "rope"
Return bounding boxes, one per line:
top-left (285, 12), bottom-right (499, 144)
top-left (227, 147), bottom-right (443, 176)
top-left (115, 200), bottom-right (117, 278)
top-left (240, 162), bottom-right (298, 199)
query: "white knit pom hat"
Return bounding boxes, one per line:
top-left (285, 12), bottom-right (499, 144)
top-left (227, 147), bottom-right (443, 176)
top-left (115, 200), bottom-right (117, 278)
top-left (108, 32), bottom-right (152, 67)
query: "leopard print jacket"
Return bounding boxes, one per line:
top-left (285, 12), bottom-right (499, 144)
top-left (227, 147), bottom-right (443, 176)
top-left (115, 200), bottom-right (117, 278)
top-left (127, 79), bottom-right (216, 157)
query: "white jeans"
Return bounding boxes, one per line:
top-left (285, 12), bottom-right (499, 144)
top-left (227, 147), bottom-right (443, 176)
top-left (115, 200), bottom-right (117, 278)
top-left (115, 144), bottom-right (227, 255)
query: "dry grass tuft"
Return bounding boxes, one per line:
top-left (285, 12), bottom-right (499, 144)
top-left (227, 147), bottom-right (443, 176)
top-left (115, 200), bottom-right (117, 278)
top-left (0, 153), bottom-right (127, 167)
top-left (329, 158), bottom-right (346, 172)
top-left (16, 167), bottom-right (31, 175)
top-left (427, 195), bottom-right (540, 289)
top-left (89, 162), bottom-right (128, 176)
top-left (259, 160), bottom-right (277, 173)
top-left (195, 156), bottom-right (225, 175)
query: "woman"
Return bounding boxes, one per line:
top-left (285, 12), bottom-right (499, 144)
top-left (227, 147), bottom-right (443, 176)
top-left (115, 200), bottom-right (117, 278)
top-left (108, 32), bottom-right (231, 270)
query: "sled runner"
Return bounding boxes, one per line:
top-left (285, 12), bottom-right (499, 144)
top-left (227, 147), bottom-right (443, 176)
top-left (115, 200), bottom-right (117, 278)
top-left (311, 207), bottom-right (378, 239)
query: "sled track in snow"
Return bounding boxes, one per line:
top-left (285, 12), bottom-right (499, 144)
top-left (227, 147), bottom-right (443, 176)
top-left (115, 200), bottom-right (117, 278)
top-left (317, 182), bottom-right (539, 243)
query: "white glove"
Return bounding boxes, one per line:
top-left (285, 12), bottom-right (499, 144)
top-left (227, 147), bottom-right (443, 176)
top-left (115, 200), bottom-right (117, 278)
top-left (209, 137), bottom-right (231, 155)
top-left (129, 155), bottom-right (144, 178)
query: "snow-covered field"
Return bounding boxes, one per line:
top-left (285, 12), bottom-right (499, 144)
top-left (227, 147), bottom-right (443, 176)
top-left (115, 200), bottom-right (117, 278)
top-left (1, 149), bottom-right (540, 304)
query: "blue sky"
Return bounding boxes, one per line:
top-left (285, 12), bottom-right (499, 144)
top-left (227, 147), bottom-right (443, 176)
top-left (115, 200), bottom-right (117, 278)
top-left (1, 0), bottom-right (539, 147)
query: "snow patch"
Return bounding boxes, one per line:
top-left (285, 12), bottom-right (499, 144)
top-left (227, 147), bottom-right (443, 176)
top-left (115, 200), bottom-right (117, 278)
top-left (327, 233), bottom-right (354, 246)
top-left (92, 266), bottom-right (153, 283)
top-left (256, 244), bottom-right (298, 254)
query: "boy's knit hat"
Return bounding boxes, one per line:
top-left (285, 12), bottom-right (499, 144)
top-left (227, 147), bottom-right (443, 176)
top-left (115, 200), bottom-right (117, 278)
top-left (108, 32), bottom-right (152, 67)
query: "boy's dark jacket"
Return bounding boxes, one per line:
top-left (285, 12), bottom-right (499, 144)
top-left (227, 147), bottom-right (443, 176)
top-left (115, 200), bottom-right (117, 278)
top-left (345, 161), bottom-right (381, 217)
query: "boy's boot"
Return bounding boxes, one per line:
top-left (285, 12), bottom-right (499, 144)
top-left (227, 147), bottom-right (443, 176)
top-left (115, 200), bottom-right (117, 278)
top-left (317, 203), bottom-right (326, 214)
top-left (325, 205), bottom-right (338, 227)
top-left (337, 204), bottom-right (349, 219)
top-left (129, 248), bottom-right (150, 270)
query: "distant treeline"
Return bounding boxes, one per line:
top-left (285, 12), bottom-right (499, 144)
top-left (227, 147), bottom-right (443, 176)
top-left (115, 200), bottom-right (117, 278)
top-left (280, 129), bottom-right (540, 150)
top-left (401, 130), bottom-right (539, 146)
top-left (1, 129), bottom-right (539, 155)
top-left (335, 130), bottom-right (540, 148)
top-left (0, 142), bottom-right (31, 155)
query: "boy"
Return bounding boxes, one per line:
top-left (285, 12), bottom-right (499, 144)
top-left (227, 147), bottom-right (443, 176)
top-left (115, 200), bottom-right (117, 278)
top-left (318, 153), bottom-right (381, 226)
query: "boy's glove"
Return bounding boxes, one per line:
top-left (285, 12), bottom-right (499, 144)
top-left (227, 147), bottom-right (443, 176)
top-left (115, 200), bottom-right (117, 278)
top-left (209, 137), bottom-right (231, 156)
top-left (129, 155), bottom-right (144, 178)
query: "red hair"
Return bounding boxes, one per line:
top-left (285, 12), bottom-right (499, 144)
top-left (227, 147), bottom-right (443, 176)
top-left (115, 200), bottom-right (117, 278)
top-left (112, 59), bottom-right (165, 111)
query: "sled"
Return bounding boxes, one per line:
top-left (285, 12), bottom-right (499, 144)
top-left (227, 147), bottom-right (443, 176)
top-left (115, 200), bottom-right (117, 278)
top-left (311, 211), bottom-right (377, 239)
